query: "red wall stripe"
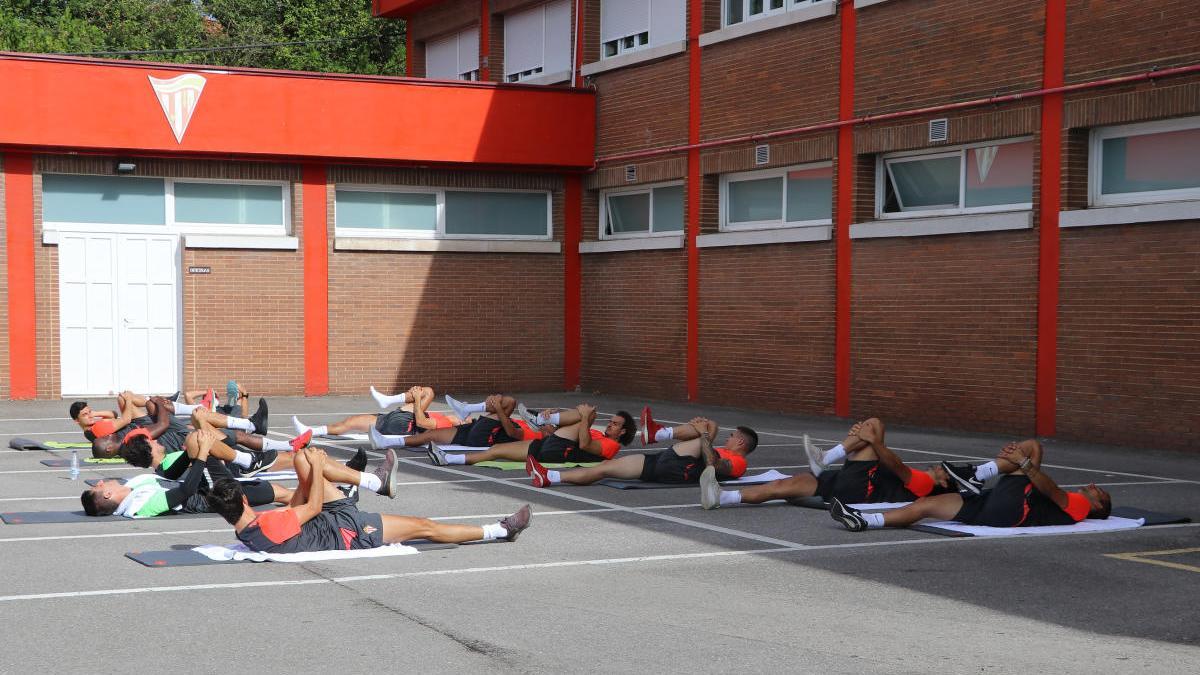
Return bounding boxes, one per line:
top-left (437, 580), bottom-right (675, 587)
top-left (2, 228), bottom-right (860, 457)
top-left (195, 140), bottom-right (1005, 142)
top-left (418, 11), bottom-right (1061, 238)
top-left (564, 174), bottom-right (582, 389)
top-left (834, 2), bottom-right (856, 417)
top-left (302, 164), bottom-right (329, 396)
top-left (406, 23), bottom-right (414, 77)
top-left (4, 153), bottom-right (36, 399)
top-left (1036, 0), bottom-right (1067, 436)
top-left (685, 0), bottom-right (703, 401)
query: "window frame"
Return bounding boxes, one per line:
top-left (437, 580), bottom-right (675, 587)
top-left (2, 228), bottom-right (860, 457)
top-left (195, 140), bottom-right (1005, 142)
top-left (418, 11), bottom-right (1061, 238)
top-left (1090, 116), bottom-right (1200, 208)
top-left (41, 174), bottom-right (291, 237)
top-left (334, 184), bottom-right (553, 241)
top-left (722, 0), bottom-right (831, 29)
top-left (599, 180), bottom-right (686, 240)
top-left (719, 161), bottom-right (834, 232)
top-left (875, 136), bottom-right (1034, 220)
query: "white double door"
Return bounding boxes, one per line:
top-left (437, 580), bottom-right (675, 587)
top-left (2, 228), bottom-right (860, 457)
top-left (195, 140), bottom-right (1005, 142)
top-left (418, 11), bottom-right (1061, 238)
top-left (59, 232), bottom-right (181, 397)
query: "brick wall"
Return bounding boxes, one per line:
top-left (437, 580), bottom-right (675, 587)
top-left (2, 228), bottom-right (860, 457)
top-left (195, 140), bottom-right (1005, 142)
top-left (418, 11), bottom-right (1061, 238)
top-left (698, 242), bottom-right (836, 414)
top-left (326, 166), bottom-right (565, 395)
top-left (850, 230), bottom-right (1039, 434)
top-left (409, 0), bottom-right (478, 41)
top-left (594, 55), bottom-right (690, 156)
top-left (1057, 221), bottom-right (1200, 450)
top-left (1065, 0), bottom-right (1200, 82)
top-left (854, 0), bottom-right (1045, 116)
top-left (0, 155), bottom-right (8, 398)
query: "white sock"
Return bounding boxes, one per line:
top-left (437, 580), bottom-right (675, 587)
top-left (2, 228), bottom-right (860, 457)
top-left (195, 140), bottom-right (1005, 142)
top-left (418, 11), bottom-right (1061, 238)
top-left (462, 401), bottom-right (488, 414)
top-left (371, 386), bottom-right (408, 409)
top-left (546, 470), bottom-right (561, 484)
top-left (292, 416), bottom-right (309, 435)
top-left (975, 461), bottom-right (999, 481)
top-left (231, 451), bottom-right (253, 469)
top-left (446, 454), bottom-right (467, 465)
top-left (310, 425), bottom-right (329, 437)
top-left (536, 412), bottom-right (561, 426)
top-left (359, 472), bottom-right (382, 493)
top-left (864, 512), bottom-right (886, 529)
top-left (261, 437), bottom-right (290, 451)
top-left (481, 522), bottom-right (507, 541)
top-left (822, 444), bottom-right (847, 465)
top-left (173, 402), bottom-right (199, 415)
top-left (226, 416), bottom-right (254, 432)
top-left (719, 490), bottom-right (741, 506)
top-left (654, 427), bottom-right (674, 442)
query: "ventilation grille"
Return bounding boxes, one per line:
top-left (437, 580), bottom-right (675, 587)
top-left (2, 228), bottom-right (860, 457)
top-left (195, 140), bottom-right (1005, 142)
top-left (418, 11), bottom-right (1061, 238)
top-left (755, 144), bottom-right (770, 165)
top-left (929, 118), bottom-right (949, 143)
top-left (624, 165), bottom-right (637, 182)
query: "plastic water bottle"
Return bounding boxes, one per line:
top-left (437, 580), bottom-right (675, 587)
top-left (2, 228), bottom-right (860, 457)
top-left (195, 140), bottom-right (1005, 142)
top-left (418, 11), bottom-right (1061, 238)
top-left (70, 449), bottom-right (80, 480)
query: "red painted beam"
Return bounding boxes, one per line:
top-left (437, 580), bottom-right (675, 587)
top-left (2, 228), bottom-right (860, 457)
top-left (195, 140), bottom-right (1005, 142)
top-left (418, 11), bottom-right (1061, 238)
top-left (685, 0), bottom-right (703, 401)
top-left (834, 1), bottom-right (856, 417)
top-left (302, 164), bottom-right (329, 396)
top-left (564, 175), bottom-right (582, 390)
top-left (1036, 0), bottom-right (1067, 436)
top-left (4, 152), bottom-right (36, 399)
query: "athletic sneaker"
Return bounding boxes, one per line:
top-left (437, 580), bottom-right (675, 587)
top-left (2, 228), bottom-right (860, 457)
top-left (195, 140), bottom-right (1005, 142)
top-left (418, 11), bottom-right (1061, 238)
top-left (526, 454), bottom-right (550, 488)
top-left (369, 425), bottom-right (387, 451)
top-left (499, 504), bottom-right (532, 542)
top-left (225, 380), bottom-right (240, 409)
top-left (168, 391), bottom-right (181, 402)
top-left (241, 449), bottom-right (279, 478)
top-left (200, 388), bottom-right (214, 411)
top-left (941, 461), bottom-right (983, 496)
top-left (639, 406), bottom-right (662, 446)
top-left (426, 442), bottom-right (447, 466)
top-left (699, 465), bottom-right (720, 510)
top-left (374, 449), bottom-right (400, 498)
top-left (516, 402), bottom-right (540, 429)
top-left (829, 498), bottom-right (868, 532)
top-left (803, 434), bottom-right (827, 476)
top-left (346, 446), bottom-right (368, 472)
top-left (445, 395), bottom-right (472, 421)
top-left (338, 484), bottom-right (360, 503)
top-left (249, 398), bottom-right (269, 436)
top-left (289, 429), bottom-right (313, 452)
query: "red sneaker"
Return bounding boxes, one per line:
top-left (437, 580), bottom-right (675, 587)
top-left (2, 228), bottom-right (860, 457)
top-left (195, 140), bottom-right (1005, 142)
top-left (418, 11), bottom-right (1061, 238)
top-left (526, 454), bottom-right (550, 488)
top-left (289, 429), bottom-right (313, 451)
top-left (200, 387), bottom-right (214, 411)
top-left (639, 406), bottom-right (662, 446)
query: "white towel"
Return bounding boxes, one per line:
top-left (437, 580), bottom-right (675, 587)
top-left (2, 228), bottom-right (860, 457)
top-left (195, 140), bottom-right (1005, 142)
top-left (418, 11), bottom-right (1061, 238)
top-left (721, 469), bottom-right (792, 485)
top-left (240, 471), bottom-right (297, 482)
top-left (919, 515), bottom-right (1144, 537)
top-left (850, 501), bottom-right (912, 511)
top-left (193, 542), bottom-right (418, 563)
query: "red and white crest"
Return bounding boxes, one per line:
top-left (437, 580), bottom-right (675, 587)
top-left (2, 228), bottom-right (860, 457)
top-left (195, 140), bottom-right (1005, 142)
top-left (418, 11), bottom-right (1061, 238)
top-left (148, 74), bottom-right (207, 143)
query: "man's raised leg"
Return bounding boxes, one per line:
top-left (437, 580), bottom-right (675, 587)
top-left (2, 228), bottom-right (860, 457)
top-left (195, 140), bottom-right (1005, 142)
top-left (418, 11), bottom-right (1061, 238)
top-left (528, 454), bottom-right (646, 487)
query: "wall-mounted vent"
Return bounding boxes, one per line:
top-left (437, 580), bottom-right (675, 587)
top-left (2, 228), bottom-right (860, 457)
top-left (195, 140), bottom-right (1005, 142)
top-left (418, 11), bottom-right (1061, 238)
top-left (624, 165), bottom-right (637, 182)
top-left (755, 144), bottom-right (770, 165)
top-left (929, 118), bottom-right (949, 143)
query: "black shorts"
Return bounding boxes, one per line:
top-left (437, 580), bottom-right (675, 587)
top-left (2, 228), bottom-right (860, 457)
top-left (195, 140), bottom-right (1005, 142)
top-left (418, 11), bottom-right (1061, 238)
top-left (815, 460), bottom-right (915, 504)
top-left (294, 499), bottom-right (386, 552)
top-left (182, 479), bottom-right (274, 513)
top-left (527, 435), bottom-right (601, 464)
top-left (953, 475), bottom-right (1076, 527)
top-left (450, 417), bottom-right (517, 447)
top-left (639, 449), bottom-right (704, 484)
top-left (374, 409), bottom-right (416, 436)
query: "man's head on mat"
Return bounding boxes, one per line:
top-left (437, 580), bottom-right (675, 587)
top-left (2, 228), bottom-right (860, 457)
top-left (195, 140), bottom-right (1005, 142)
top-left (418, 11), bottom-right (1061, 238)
top-left (91, 433), bottom-right (121, 460)
top-left (1079, 483), bottom-right (1112, 519)
top-left (120, 432), bottom-right (165, 469)
top-left (606, 410), bottom-right (637, 446)
top-left (726, 426), bottom-right (759, 455)
top-left (70, 401), bottom-right (96, 428)
top-left (206, 478), bottom-right (250, 525)
top-left (80, 480), bottom-right (131, 517)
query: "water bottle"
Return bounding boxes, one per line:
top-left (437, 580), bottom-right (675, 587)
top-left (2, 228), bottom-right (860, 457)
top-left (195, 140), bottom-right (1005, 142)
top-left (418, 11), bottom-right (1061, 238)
top-left (70, 449), bottom-right (80, 480)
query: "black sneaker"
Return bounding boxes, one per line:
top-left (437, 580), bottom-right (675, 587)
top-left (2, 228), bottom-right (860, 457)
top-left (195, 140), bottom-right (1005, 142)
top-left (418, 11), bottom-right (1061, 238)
top-left (941, 461), bottom-right (983, 496)
top-left (426, 442), bottom-right (447, 466)
top-left (829, 498), bottom-right (868, 532)
top-left (346, 446), bottom-right (368, 472)
top-left (499, 504), bottom-right (532, 542)
top-left (249, 398), bottom-right (269, 436)
top-left (241, 449), bottom-right (279, 477)
top-left (168, 391), bottom-right (181, 402)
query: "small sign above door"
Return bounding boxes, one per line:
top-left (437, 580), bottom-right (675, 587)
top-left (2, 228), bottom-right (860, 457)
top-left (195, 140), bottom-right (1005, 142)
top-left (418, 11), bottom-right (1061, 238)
top-left (188, 266), bottom-right (211, 274)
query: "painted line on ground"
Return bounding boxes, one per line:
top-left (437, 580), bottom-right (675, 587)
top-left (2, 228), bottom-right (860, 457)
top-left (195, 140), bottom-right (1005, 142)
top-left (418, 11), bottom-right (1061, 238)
top-left (1104, 547), bottom-right (1200, 574)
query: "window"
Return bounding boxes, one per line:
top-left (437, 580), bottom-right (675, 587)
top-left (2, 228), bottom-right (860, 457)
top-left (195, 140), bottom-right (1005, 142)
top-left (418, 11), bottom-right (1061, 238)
top-left (505, 0), bottom-right (571, 83)
top-left (601, 0), bottom-right (685, 59)
top-left (42, 175), bottom-right (289, 235)
top-left (426, 27), bottom-right (480, 81)
top-left (600, 182), bottom-right (684, 238)
top-left (723, 0), bottom-right (831, 28)
top-left (1092, 116), bottom-right (1200, 207)
top-left (335, 186), bottom-right (551, 239)
top-left (720, 163), bottom-right (832, 230)
top-left (878, 138), bottom-right (1033, 218)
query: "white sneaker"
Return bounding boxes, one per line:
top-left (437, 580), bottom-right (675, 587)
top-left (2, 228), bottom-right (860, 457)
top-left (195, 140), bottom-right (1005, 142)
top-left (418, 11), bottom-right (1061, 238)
top-left (516, 402), bottom-right (540, 429)
top-left (426, 442), bottom-right (447, 466)
top-left (445, 395), bottom-right (471, 421)
top-left (368, 425), bottom-right (388, 450)
top-left (803, 434), bottom-right (826, 477)
top-left (699, 466), bottom-right (720, 510)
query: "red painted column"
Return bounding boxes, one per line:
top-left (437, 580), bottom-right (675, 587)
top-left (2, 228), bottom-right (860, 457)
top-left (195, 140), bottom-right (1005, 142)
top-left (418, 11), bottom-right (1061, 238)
top-left (685, 0), bottom-right (702, 400)
top-left (1036, 0), bottom-right (1067, 436)
top-left (4, 153), bottom-right (36, 399)
top-left (302, 164), bottom-right (329, 396)
top-left (479, 0), bottom-right (491, 81)
top-left (834, 2), bottom-right (856, 417)
top-left (564, 174), bottom-right (582, 389)
top-left (405, 22), bottom-right (414, 77)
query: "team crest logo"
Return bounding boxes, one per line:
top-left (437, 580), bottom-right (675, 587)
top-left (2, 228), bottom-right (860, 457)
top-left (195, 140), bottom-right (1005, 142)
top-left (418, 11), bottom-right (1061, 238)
top-left (148, 73), bottom-right (207, 143)
top-left (363, 525), bottom-right (378, 535)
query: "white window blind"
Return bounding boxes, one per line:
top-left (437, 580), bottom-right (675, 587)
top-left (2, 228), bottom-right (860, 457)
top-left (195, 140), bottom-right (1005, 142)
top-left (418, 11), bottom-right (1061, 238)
top-left (649, 0), bottom-right (686, 44)
top-left (505, 6), bottom-right (544, 77)
top-left (425, 34), bottom-right (458, 79)
top-left (602, 0), bottom-right (650, 43)
top-left (457, 27), bottom-right (480, 76)
top-left (544, 0), bottom-right (572, 74)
